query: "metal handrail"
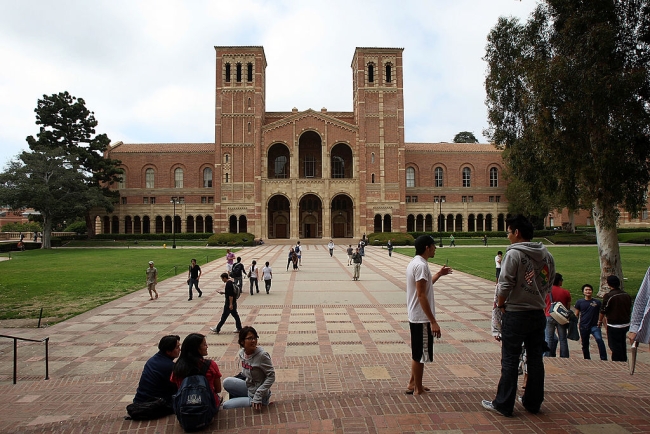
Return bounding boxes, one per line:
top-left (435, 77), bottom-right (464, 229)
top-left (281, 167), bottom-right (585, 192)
top-left (0, 334), bottom-right (49, 384)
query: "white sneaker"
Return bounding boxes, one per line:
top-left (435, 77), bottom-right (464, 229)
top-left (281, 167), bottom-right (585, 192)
top-left (209, 326), bottom-right (219, 334)
top-left (481, 400), bottom-right (511, 417)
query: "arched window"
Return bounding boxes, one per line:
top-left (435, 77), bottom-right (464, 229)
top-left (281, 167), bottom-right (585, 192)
top-left (225, 63), bottom-right (231, 82)
top-left (247, 63), bottom-right (253, 82)
top-left (434, 167), bottom-right (443, 187)
top-left (406, 167), bottom-right (415, 187)
top-left (236, 63), bottom-right (242, 82)
top-left (332, 156), bottom-right (344, 178)
top-left (224, 154), bottom-right (229, 163)
top-left (247, 122), bottom-right (251, 133)
top-left (225, 173), bottom-right (229, 183)
top-left (118, 172), bottom-right (126, 189)
top-left (368, 63), bottom-right (374, 82)
top-left (274, 156), bottom-right (287, 178)
top-left (490, 167), bottom-right (498, 187)
top-left (462, 167), bottom-right (471, 187)
top-left (304, 155), bottom-right (316, 178)
top-left (385, 64), bottom-right (392, 83)
top-left (371, 173), bottom-right (375, 183)
top-left (203, 168), bottom-right (213, 188)
top-left (371, 152), bottom-right (375, 164)
top-left (174, 168), bottom-right (184, 188)
top-left (145, 168), bottom-right (154, 188)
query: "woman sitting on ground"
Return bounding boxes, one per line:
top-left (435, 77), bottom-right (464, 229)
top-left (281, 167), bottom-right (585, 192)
top-left (222, 326), bottom-right (275, 410)
top-left (170, 333), bottom-right (222, 408)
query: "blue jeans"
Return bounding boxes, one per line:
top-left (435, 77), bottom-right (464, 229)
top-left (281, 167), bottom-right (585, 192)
top-left (249, 277), bottom-right (259, 294)
top-left (580, 326), bottom-right (607, 360)
top-left (492, 310), bottom-right (546, 416)
top-left (222, 377), bottom-right (270, 409)
top-left (188, 278), bottom-right (202, 299)
top-left (544, 316), bottom-right (569, 358)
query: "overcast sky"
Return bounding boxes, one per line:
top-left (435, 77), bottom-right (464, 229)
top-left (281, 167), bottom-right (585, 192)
top-left (0, 0), bottom-right (538, 167)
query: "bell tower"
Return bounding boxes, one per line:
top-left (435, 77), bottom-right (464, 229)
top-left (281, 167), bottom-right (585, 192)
top-left (214, 46), bottom-right (267, 235)
top-left (352, 47), bottom-right (405, 233)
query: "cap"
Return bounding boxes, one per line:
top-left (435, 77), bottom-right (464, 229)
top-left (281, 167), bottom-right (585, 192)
top-left (149, 261), bottom-right (154, 265)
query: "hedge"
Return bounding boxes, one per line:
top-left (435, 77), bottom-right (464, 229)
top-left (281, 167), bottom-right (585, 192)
top-left (207, 232), bottom-right (257, 247)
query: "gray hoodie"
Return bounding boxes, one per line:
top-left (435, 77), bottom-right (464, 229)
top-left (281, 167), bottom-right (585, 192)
top-left (497, 242), bottom-right (555, 312)
top-left (238, 346), bottom-right (275, 404)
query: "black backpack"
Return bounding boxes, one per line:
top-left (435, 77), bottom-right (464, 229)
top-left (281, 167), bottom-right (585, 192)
top-left (231, 262), bottom-right (244, 278)
top-left (125, 398), bottom-right (173, 421)
top-left (231, 279), bottom-right (241, 300)
top-left (172, 360), bottom-right (218, 432)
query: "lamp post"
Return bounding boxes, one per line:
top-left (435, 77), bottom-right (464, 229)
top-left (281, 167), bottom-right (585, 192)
top-left (170, 197), bottom-right (177, 249)
top-left (439, 197), bottom-right (445, 247)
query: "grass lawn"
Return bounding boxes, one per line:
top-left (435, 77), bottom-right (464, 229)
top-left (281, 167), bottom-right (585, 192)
top-left (0, 248), bottom-right (230, 323)
top-left (394, 245), bottom-right (649, 302)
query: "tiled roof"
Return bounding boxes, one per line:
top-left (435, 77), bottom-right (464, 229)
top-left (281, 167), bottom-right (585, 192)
top-left (108, 143), bottom-right (215, 154)
top-left (405, 142), bottom-right (503, 153)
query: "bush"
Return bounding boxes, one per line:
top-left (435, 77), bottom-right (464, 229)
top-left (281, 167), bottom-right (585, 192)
top-left (64, 220), bottom-right (87, 234)
top-left (1, 221), bottom-right (42, 232)
top-left (94, 233), bottom-right (212, 241)
top-left (207, 232), bottom-right (257, 247)
top-left (367, 232), bottom-right (414, 246)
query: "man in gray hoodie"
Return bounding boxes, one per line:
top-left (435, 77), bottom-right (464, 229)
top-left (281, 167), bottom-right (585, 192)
top-left (482, 215), bottom-right (555, 417)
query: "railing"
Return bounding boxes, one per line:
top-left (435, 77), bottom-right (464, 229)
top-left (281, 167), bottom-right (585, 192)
top-left (0, 334), bottom-right (49, 384)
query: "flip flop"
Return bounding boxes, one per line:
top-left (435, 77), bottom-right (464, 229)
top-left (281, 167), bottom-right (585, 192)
top-left (405, 387), bottom-right (431, 394)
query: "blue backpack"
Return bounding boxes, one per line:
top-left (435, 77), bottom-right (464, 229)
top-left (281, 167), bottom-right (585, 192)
top-left (172, 360), bottom-right (218, 432)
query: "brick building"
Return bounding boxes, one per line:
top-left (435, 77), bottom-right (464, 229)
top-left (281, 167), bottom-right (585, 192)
top-left (99, 46), bottom-right (510, 239)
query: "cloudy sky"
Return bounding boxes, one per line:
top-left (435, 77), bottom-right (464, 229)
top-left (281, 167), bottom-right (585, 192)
top-left (0, 0), bottom-right (538, 167)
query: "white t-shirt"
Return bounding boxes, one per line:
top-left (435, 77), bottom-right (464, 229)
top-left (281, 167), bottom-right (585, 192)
top-left (495, 255), bottom-right (502, 269)
top-left (406, 255), bottom-right (435, 323)
top-left (249, 265), bottom-right (258, 279)
top-left (262, 266), bottom-right (272, 280)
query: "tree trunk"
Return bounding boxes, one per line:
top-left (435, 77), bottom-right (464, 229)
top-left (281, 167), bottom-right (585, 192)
top-left (592, 201), bottom-right (623, 297)
top-left (42, 214), bottom-right (53, 249)
top-left (568, 210), bottom-right (575, 233)
top-left (85, 212), bottom-right (95, 239)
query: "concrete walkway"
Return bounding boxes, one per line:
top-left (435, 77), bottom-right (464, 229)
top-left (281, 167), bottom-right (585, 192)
top-left (1, 244), bottom-right (649, 433)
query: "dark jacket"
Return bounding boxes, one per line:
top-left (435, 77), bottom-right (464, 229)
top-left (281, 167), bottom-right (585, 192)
top-left (133, 351), bottom-right (177, 404)
top-left (601, 288), bottom-right (632, 326)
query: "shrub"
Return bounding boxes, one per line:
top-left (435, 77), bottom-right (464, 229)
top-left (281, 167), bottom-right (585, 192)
top-left (367, 232), bottom-right (414, 246)
top-left (94, 233), bottom-right (212, 241)
top-left (64, 221), bottom-right (87, 234)
top-left (207, 232), bottom-right (256, 246)
top-left (1, 222), bottom-right (42, 232)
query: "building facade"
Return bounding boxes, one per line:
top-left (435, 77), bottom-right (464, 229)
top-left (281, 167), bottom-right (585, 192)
top-left (100, 46), bottom-right (510, 238)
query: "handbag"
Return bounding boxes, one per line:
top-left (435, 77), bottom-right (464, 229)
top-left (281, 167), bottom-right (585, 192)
top-left (549, 291), bottom-right (570, 325)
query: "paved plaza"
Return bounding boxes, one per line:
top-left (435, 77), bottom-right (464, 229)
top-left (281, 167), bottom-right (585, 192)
top-left (1, 243), bottom-right (649, 433)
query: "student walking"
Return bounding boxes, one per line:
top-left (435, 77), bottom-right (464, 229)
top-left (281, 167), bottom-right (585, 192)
top-left (262, 261), bottom-right (272, 294)
top-left (145, 261), bottom-right (159, 300)
top-left (352, 248), bottom-right (362, 280)
top-left (248, 260), bottom-right (259, 295)
top-left (211, 273), bottom-right (243, 334)
top-left (187, 258), bottom-right (203, 301)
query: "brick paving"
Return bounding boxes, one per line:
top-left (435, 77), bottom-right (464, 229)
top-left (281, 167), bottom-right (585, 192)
top-left (1, 244), bottom-right (649, 433)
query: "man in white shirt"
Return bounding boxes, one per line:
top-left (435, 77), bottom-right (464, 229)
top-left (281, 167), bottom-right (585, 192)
top-left (405, 235), bottom-right (452, 395)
